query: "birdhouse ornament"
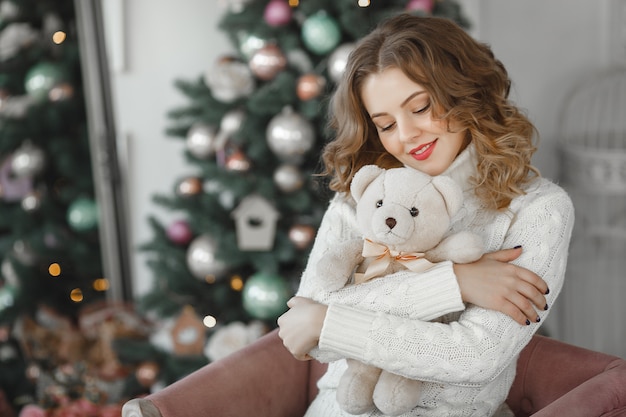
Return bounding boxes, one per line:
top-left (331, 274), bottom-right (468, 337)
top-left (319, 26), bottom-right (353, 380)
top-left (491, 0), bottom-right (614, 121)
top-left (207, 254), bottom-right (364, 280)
top-left (232, 194), bottom-right (279, 251)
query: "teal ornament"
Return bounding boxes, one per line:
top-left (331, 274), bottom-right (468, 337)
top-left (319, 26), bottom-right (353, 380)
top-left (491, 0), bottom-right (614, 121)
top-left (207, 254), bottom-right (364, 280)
top-left (301, 12), bottom-right (341, 55)
top-left (242, 272), bottom-right (291, 320)
top-left (0, 284), bottom-right (17, 312)
top-left (24, 62), bottom-right (67, 101)
top-left (67, 197), bottom-right (99, 232)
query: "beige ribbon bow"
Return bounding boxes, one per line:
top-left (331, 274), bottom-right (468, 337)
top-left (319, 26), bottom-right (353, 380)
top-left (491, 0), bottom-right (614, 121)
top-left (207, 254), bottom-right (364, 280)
top-left (354, 238), bottom-right (435, 284)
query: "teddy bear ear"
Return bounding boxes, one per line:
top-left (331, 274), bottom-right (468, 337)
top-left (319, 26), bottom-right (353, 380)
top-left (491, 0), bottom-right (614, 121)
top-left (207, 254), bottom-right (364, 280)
top-left (431, 175), bottom-right (463, 216)
top-left (351, 165), bottom-right (384, 202)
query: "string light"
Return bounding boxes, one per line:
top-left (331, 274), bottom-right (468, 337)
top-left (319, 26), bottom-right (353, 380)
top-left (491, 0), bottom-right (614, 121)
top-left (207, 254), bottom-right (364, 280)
top-left (358, 0), bottom-right (370, 6)
top-left (48, 263), bottom-right (61, 277)
top-left (52, 31), bottom-right (66, 44)
top-left (230, 275), bottom-right (244, 291)
top-left (93, 278), bottom-right (109, 291)
top-left (70, 288), bottom-right (84, 302)
top-left (288, 0), bottom-right (299, 6)
top-left (203, 315), bottom-right (217, 328)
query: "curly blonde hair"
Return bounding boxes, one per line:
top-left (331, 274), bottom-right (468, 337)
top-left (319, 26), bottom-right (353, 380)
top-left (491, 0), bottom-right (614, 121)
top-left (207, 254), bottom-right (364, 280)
top-left (322, 14), bottom-right (539, 210)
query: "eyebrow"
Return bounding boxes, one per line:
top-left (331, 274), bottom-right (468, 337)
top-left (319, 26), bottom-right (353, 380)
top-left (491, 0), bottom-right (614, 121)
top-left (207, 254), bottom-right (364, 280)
top-left (370, 91), bottom-right (427, 119)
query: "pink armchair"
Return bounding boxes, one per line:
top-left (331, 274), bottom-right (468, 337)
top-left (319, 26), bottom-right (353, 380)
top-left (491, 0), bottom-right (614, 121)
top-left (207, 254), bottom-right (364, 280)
top-left (122, 329), bottom-right (626, 417)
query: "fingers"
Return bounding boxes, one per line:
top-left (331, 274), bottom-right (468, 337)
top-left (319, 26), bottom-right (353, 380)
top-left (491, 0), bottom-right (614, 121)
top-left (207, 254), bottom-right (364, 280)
top-left (482, 246), bottom-right (523, 262)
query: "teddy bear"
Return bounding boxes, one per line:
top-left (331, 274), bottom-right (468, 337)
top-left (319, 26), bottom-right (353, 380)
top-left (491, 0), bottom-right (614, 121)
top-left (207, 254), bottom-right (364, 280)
top-left (315, 165), bottom-right (484, 416)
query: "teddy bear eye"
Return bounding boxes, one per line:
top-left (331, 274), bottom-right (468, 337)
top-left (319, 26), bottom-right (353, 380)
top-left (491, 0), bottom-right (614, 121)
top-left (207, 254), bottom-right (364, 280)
top-left (409, 207), bottom-right (419, 217)
top-left (376, 200), bottom-right (383, 208)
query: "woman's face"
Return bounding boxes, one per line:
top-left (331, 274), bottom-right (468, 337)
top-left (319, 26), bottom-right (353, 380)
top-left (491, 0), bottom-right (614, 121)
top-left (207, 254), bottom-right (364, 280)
top-left (361, 67), bottom-right (466, 176)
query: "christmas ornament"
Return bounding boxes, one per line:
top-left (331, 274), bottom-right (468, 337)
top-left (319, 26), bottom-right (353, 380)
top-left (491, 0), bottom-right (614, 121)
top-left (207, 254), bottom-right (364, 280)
top-left (12, 239), bottom-right (37, 265)
top-left (21, 189), bottom-right (42, 212)
top-left (1, 258), bottom-right (18, 286)
top-left (242, 272), bottom-right (291, 320)
top-left (328, 43), bottom-right (355, 83)
top-left (136, 361), bottom-right (160, 387)
top-left (24, 61), bottom-right (67, 101)
top-left (266, 107), bottom-right (315, 163)
top-left (232, 195), bottom-right (279, 251)
top-left (67, 197), bottom-right (99, 232)
top-left (48, 82), bottom-right (74, 102)
top-left (0, 22), bottom-right (38, 61)
top-left (166, 220), bottom-right (193, 246)
top-left (0, 285), bottom-right (16, 312)
top-left (301, 12), bottom-right (341, 55)
top-left (296, 73), bottom-right (326, 101)
top-left (249, 44), bottom-right (287, 81)
top-left (172, 305), bottom-right (206, 356)
top-left (176, 176), bottom-right (203, 197)
top-left (186, 122), bottom-right (218, 159)
top-left (204, 57), bottom-right (255, 103)
top-left (0, 94), bottom-right (35, 118)
top-left (215, 108), bottom-right (246, 153)
top-left (273, 164), bottom-right (304, 193)
top-left (406, 0), bottom-right (435, 13)
top-left (205, 320), bottom-right (266, 361)
top-left (225, 149), bottom-right (251, 172)
top-left (10, 141), bottom-right (46, 177)
top-left (288, 223), bottom-right (316, 249)
top-left (186, 234), bottom-right (227, 280)
top-left (238, 32), bottom-right (267, 60)
top-left (0, 156), bottom-right (33, 202)
top-left (263, 0), bottom-right (292, 27)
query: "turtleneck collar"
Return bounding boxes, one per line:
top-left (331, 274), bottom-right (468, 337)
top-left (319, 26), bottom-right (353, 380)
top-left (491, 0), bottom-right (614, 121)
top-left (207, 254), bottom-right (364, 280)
top-left (441, 143), bottom-right (477, 192)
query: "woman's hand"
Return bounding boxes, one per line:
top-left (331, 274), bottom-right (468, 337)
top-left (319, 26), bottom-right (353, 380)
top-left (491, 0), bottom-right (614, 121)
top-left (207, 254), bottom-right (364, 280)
top-left (454, 246), bottom-right (549, 326)
top-left (277, 297), bottom-right (328, 360)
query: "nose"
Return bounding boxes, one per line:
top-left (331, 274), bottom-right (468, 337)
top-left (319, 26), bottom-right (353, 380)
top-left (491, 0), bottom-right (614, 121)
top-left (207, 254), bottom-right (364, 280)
top-left (397, 115), bottom-right (422, 143)
top-left (386, 217), bottom-right (396, 229)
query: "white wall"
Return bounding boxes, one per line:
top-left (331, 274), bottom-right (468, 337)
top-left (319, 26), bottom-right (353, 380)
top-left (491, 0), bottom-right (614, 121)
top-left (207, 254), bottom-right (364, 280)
top-left (103, 0), bottom-right (618, 298)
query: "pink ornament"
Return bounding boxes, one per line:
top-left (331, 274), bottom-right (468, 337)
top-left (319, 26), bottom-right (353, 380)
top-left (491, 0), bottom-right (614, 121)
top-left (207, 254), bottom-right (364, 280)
top-left (406, 0), bottom-right (434, 13)
top-left (167, 220), bottom-right (193, 245)
top-left (264, 0), bottom-right (292, 27)
top-left (18, 405), bottom-right (46, 417)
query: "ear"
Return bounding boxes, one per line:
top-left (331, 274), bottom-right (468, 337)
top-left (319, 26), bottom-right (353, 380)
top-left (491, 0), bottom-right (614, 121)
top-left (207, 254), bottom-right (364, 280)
top-left (431, 175), bottom-right (463, 216)
top-left (351, 165), bottom-right (385, 202)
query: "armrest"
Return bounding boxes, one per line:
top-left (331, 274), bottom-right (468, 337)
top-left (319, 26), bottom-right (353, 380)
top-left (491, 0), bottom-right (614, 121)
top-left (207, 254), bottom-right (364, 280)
top-left (507, 335), bottom-right (626, 417)
top-left (122, 329), bottom-right (321, 417)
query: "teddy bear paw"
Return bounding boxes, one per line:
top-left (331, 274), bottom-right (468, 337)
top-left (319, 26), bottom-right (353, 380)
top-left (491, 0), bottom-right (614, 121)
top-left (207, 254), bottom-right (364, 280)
top-left (373, 371), bottom-right (423, 416)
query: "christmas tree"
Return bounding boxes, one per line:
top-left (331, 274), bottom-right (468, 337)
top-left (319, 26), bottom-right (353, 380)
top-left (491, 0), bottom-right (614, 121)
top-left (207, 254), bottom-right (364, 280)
top-left (135, 0), bottom-right (469, 386)
top-left (0, 0), bottom-right (126, 415)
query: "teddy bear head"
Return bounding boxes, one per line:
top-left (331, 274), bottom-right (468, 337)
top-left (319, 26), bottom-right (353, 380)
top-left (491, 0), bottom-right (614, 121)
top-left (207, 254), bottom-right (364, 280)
top-left (351, 165), bottom-right (463, 253)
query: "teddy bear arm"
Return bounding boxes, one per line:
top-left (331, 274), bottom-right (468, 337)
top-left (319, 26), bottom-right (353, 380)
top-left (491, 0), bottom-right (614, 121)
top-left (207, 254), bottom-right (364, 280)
top-left (316, 239), bottom-right (365, 292)
top-left (426, 231), bottom-right (484, 264)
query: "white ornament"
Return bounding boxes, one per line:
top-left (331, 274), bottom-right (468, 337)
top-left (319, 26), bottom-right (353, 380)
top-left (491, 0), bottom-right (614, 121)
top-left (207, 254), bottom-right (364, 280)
top-left (11, 141), bottom-right (46, 177)
top-left (204, 58), bottom-right (255, 103)
top-left (231, 195), bottom-right (280, 251)
top-left (186, 122), bottom-right (218, 159)
top-left (186, 234), bottom-right (228, 280)
top-left (266, 107), bottom-right (315, 163)
top-left (328, 43), bottom-right (355, 83)
top-left (274, 164), bottom-right (304, 193)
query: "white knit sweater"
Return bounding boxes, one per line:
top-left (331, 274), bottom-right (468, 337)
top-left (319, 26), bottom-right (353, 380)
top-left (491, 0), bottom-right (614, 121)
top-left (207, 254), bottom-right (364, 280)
top-left (296, 145), bottom-right (575, 417)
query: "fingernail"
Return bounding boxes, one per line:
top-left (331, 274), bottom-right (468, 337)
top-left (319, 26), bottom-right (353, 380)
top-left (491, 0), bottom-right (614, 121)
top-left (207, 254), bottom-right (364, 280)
top-left (545, 287), bottom-right (550, 295)
top-left (525, 319), bottom-right (531, 326)
top-left (513, 245), bottom-right (522, 249)
top-left (544, 304), bottom-right (549, 311)
top-left (536, 316), bottom-right (541, 323)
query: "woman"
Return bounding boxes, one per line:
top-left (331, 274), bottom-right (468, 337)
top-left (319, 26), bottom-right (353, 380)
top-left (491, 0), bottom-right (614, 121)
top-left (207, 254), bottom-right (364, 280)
top-left (277, 13), bottom-right (574, 417)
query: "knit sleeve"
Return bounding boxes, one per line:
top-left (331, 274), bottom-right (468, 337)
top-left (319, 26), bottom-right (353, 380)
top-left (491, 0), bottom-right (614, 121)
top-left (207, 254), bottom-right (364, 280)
top-left (319, 182), bottom-right (575, 385)
top-left (296, 194), bottom-right (465, 322)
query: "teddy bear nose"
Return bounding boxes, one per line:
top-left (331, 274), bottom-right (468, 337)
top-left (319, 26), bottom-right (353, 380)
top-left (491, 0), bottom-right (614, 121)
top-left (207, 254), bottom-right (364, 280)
top-left (386, 217), bottom-right (397, 229)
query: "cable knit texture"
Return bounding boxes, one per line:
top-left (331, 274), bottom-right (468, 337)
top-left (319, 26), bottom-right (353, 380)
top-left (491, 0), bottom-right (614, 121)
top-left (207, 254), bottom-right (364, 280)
top-left (296, 145), bottom-right (575, 417)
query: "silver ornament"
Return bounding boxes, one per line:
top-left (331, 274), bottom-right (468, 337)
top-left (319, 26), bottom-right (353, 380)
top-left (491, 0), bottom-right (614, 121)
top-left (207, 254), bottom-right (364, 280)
top-left (186, 234), bottom-right (228, 280)
top-left (328, 43), bottom-right (355, 84)
top-left (186, 122), bottom-right (218, 159)
top-left (11, 141), bottom-right (46, 177)
top-left (266, 107), bottom-right (315, 163)
top-left (21, 190), bottom-right (42, 212)
top-left (204, 58), bottom-right (255, 103)
top-left (274, 164), bottom-right (304, 193)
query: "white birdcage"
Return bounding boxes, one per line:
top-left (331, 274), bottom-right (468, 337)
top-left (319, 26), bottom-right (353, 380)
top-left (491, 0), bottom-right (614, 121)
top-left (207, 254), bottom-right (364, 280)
top-left (555, 67), bottom-right (626, 358)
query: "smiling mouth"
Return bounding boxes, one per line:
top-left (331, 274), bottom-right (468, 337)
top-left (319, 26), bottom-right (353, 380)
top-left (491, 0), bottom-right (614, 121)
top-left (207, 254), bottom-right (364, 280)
top-left (409, 139), bottom-right (437, 161)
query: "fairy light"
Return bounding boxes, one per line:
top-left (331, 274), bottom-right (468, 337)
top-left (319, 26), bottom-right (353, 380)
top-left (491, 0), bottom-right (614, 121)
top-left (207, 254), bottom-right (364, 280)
top-left (52, 31), bottom-right (66, 44)
top-left (93, 278), bottom-right (110, 291)
top-left (358, 0), bottom-right (370, 6)
top-left (70, 288), bottom-right (84, 302)
top-left (230, 275), bottom-right (244, 291)
top-left (48, 263), bottom-right (61, 277)
top-left (203, 315), bottom-right (217, 328)
top-left (288, 0), bottom-right (299, 6)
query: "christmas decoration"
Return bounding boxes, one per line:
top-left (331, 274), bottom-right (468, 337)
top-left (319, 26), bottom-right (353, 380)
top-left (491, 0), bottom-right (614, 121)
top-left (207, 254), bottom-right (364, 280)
top-left (328, 43), bottom-right (355, 83)
top-left (273, 163), bottom-right (304, 193)
top-left (232, 194), bottom-right (279, 251)
top-left (288, 223), bottom-right (316, 250)
top-left (185, 123), bottom-right (218, 159)
top-left (204, 320), bottom-right (266, 361)
top-left (266, 106), bottom-right (315, 163)
top-left (296, 73), bottom-right (326, 101)
top-left (0, 157), bottom-right (33, 202)
top-left (23, 62), bottom-right (67, 102)
top-left (10, 142), bottom-right (46, 178)
top-left (263, 0), bottom-right (293, 27)
top-left (248, 44), bottom-right (287, 81)
top-left (166, 220), bottom-right (193, 246)
top-left (301, 12), bottom-right (342, 55)
top-left (185, 234), bottom-right (228, 280)
top-left (242, 272), bottom-right (291, 320)
top-left (171, 306), bottom-right (206, 356)
top-left (66, 197), bottom-right (99, 232)
top-left (204, 57), bottom-right (255, 103)
top-left (175, 176), bottom-right (203, 197)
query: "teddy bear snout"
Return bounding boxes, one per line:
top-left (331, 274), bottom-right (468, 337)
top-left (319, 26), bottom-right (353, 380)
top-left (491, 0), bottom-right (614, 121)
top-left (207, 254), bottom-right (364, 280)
top-left (386, 217), bottom-right (397, 229)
